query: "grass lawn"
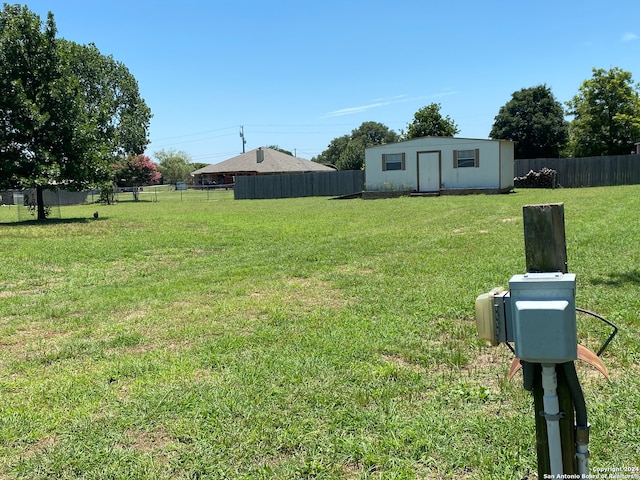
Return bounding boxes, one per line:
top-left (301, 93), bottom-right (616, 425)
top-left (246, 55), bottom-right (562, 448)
top-left (1, 186), bottom-right (639, 479)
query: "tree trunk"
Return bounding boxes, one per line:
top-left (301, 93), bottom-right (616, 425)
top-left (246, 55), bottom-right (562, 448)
top-left (36, 186), bottom-right (46, 221)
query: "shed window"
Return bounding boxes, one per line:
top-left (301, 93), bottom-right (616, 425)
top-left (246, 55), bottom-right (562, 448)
top-left (382, 153), bottom-right (405, 171)
top-left (453, 149), bottom-right (479, 168)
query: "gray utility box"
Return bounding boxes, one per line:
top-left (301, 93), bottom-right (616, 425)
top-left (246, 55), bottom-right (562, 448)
top-left (509, 272), bottom-right (577, 363)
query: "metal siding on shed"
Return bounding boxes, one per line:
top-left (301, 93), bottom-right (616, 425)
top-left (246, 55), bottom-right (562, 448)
top-left (365, 137), bottom-right (513, 191)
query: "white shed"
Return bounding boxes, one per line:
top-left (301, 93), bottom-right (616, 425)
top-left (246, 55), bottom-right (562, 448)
top-left (364, 137), bottom-right (515, 194)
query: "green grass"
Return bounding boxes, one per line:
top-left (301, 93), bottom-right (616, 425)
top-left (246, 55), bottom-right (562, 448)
top-left (1, 187), bottom-right (639, 479)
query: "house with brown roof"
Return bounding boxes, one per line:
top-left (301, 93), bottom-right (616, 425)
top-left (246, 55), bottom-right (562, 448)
top-left (191, 147), bottom-right (335, 187)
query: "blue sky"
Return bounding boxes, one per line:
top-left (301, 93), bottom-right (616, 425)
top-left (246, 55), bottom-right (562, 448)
top-left (21, 1), bottom-right (640, 164)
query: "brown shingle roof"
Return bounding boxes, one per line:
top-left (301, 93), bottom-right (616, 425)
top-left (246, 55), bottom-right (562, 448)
top-left (191, 148), bottom-right (334, 175)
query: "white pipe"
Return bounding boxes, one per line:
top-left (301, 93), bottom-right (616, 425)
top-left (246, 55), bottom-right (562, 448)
top-left (576, 426), bottom-right (590, 475)
top-left (541, 364), bottom-right (563, 475)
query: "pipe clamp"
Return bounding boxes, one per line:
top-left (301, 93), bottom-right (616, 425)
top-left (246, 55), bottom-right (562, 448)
top-left (539, 410), bottom-right (565, 422)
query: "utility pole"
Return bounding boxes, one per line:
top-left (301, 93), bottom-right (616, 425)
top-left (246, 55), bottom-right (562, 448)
top-left (240, 126), bottom-right (246, 153)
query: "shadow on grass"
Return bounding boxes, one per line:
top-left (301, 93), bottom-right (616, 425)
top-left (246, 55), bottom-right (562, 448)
top-left (0, 217), bottom-right (105, 227)
top-left (589, 270), bottom-right (640, 287)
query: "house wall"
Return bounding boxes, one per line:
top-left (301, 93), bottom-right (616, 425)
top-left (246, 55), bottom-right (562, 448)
top-left (364, 146), bottom-right (416, 190)
top-left (499, 141), bottom-right (515, 190)
top-left (365, 137), bottom-right (514, 192)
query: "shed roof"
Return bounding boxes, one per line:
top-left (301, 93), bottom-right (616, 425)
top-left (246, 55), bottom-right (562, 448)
top-left (365, 136), bottom-right (515, 151)
top-left (191, 148), bottom-right (335, 175)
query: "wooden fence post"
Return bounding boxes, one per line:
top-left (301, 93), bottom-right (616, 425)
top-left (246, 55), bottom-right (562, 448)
top-left (522, 203), bottom-right (577, 476)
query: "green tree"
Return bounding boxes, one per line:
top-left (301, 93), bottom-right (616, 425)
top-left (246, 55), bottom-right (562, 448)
top-left (404, 103), bottom-right (459, 139)
top-left (116, 154), bottom-right (160, 201)
top-left (351, 121), bottom-right (399, 146)
top-left (566, 67), bottom-right (640, 157)
top-left (190, 162), bottom-right (209, 171)
top-left (336, 138), bottom-right (366, 170)
top-left (0, 5), bottom-right (150, 219)
top-left (0, 5), bottom-right (81, 219)
top-left (312, 135), bottom-right (350, 167)
top-left (154, 149), bottom-right (193, 184)
top-left (490, 85), bottom-right (569, 159)
top-left (266, 145), bottom-right (293, 156)
top-left (314, 122), bottom-right (398, 170)
top-left (58, 40), bottom-right (151, 157)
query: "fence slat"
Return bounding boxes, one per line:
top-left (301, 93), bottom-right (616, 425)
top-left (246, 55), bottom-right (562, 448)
top-left (234, 171), bottom-right (364, 200)
top-left (515, 154), bottom-right (640, 188)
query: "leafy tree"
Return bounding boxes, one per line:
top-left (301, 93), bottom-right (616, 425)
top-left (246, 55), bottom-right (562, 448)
top-left (336, 138), bottom-right (366, 170)
top-left (0, 5), bottom-right (80, 219)
top-left (190, 162), bottom-right (209, 171)
top-left (351, 121), bottom-right (399, 146)
top-left (566, 67), bottom-right (640, 157)
top-left (404, 103), bottom-right (459, 139)
top-left (115, 154), bottom-right (160, 201)
top-left (312, 135), bottom-right (350, 167)
top-left (154, 149), bottom-right (193, 184)
top-left (58, 40), bottom-right (151, 158)
top-left (490, 85), bottom-right (569, 158)
top-left (314, 122), bottom-right (398, 170)
top-left (0, 5), bottom-right (150, 219)
top-left (266, 145), bottom-right (293, 156)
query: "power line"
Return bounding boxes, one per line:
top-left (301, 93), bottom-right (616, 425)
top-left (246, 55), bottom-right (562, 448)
top-left (149, 132), bottom-right (238, 149)
top-left (148, 120), bottom-right (407, 163)
top-left (150, 121), bottom-right (404, 144)
top-left (150, 126), bottom-right (238, 142)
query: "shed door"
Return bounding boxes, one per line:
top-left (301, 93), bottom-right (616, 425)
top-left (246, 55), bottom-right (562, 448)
top-left (417, 151), bottom-right (440, 192)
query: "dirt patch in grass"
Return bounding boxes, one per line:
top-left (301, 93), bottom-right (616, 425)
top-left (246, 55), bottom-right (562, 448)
top-left (284, 276), bottom-right (347, 311)
top-left (122, 309), bottom-right (149, 321)
top-left (343, 462), bottom-right (362, 479)
top-left (381, 353), bottom-right (426, 373)
top-left (0, 288), bottom-right (42, 298)
top-left (461, 348), bottom-right (513, 374)
top-left (334, 264), bottom-right (374, 276)
top-left (574, 359), bottom-right (616, 387)
top-left (246, 275), bottom-right (348, 315)
top-left (1, 326), bottom-right (72, 361)
top-left (119, 428), bottom-right (179, 468)
top-left (21, 435), bottom-right (60, 459)
top-left (119, 343), bottom-right (154, 355)
top-left (125, 428), bottom-right (174, 453)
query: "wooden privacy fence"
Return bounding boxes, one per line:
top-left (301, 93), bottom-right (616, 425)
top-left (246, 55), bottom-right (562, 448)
top-left (234, 170), bottom-right (365, 200)
top-left (515, 154), bottom-right (640, 188)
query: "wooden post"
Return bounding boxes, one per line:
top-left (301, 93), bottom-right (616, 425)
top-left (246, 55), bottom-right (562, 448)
top-left (522, 203), bottom-right (568, 274)
top-left (522, 203), bottom-right (577, 476)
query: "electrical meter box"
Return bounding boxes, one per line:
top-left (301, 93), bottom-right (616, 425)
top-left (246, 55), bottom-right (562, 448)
top-left (509, 272), bottom-right (577, 363)
top-left (475, 287), bottom-right (511, 346)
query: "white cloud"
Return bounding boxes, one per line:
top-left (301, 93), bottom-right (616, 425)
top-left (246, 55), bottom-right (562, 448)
top-left (323, 91), bottom-right (458, 118)
top-left (622, 32), bottom-right (638, 42)
top-left (323, 101), bottom-right (390, 118)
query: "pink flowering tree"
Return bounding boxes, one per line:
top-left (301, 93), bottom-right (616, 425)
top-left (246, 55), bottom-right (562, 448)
top-left (116, 154), bottom-right (161, 201)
